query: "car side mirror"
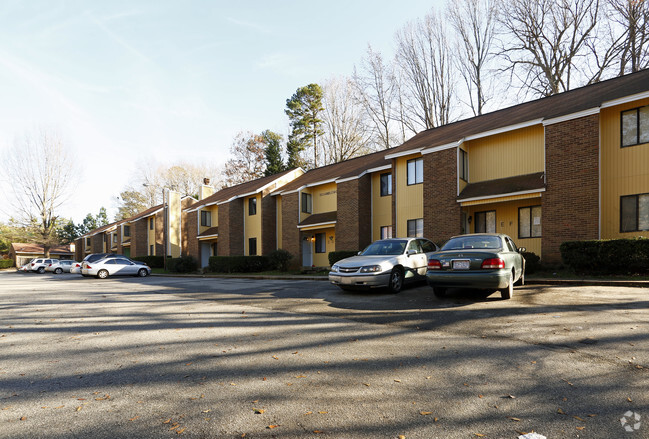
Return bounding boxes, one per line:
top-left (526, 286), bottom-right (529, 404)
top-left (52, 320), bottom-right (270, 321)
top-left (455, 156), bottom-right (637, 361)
top-left (357, 251), bottom-right (362, 255)
top-left (518, 247), bottom-right (526, 253)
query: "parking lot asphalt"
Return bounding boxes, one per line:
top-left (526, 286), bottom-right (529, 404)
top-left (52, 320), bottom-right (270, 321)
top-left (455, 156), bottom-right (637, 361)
top-left (1, 271), bottom-right (648, 438)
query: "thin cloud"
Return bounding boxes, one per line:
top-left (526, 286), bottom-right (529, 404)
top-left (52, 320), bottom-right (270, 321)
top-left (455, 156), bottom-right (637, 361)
top-left (227, 16), bottom-right (270, 34)
top-left (86, 11), bottom-right (151, 62)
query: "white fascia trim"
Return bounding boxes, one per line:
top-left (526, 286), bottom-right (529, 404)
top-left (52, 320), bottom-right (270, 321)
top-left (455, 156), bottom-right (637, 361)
top-left (197, 234), bottom-right (219, 240)
top-left (457, 188), bottom-right (545, 203)
top-left (131, 208), bottom-right (163, 221)
top-left (297, 221), bottom-right (337, 229)
top-left (543, 107), bottom-right (600, 126)
top-left (384, 148), bottom-right (423, 159)
top-left (601, 91), bottom-right (649, 108)
top-left (465, 119), bottom-right (544, 141)
top-left (422, 139), bottom-right (464, 155)
top-left (278, 178), bottom-right (339, 195)
top-left (187, 202), bottom-right (217, 213)
top-left (365, 164), bottom-right (392, 174)
top-left (336, 171), bottom-right (367, 183)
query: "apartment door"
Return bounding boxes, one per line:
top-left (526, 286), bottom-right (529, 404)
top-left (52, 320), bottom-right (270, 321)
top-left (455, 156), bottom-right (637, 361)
top-left (302, 237), bottom-right (313, 267)
top-left (200, 242), bottom-right (211, 268)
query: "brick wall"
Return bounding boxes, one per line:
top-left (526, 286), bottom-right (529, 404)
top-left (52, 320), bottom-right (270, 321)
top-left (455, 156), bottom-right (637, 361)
top-left (337, 176), bottom-right (372, 251)
top-left (74, 238), bottom-right (83, 260)
top-left (91, 234), bottom-right (103, 253)
top-left (543, 114), bottom-right (600, 264)
top-left (281, 192), bottom-right (301, 268)
top-left (155, 213), bottom-right (164, 256)
top-left (184, 210), bottom-right (199, 260)
top-left (423, 149), bottom-right (462, 245)
top-left (261, 191), bottom-right (276, 255)
top-left (133, 219), bottom-right (148, 257)
top-left (218, 199), bottom-right (244, 256)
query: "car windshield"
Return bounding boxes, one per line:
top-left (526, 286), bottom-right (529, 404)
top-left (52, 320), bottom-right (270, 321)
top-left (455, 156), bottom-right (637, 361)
top-left (442, 236), bottom-right (502, 250)
top-left (360, 240), bottom-right (407, 256)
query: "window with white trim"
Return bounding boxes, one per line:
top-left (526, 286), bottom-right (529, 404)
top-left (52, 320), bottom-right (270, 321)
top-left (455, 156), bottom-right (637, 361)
top-left (621, 106), bottom-right (649, 147)
top-left (407, 218), bottom-right (424, 237)
top-left (380, 173), bottom-right (392, 196)
top-left (459, 149), bottom-right (468, 181)
top-left (519, 206), bottom-right (542, 238)
top-left (407, 158), bottom-right (424, 185)
top-left (200, 210), bottom-right (211, 227)
top-left (301, 192), bottom-right (312, 214)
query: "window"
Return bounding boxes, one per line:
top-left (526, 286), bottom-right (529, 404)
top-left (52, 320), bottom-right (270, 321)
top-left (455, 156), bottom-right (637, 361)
top-left (621, 193), bottom-right (649, 232)
top-left (301, 192), bottom-right (312, 214)
top-left (248, 238), bottom-right (257, 256)
top-left (85, 237), bottom-right (91, 246)
top-left (149, 218), bottom-right (154, 230)
top-left (315, 233), bottom-right (326, 253)
top-left (112, 234), bottom-right (117, 243)
top-left (200, 210), bottom-right (211, 227)
top-left (123, 225), bottom-right (130, 237)
top-left (621, 106), bottom-right (649, 147)
top-left (380, 173), bottom-right (392, 196)
top-left (519, 206), bottom-right (542, 238)
top-left (459, 149), bottom-right (468, 181)
top-left (475, 211), bottom-right (496, 233)
top-left (249, 197), bottom-right (257, 215)
top-left (407, 239), bottom-right (422, 253)
top-left (407, 158), bottom-right (423, 185)
top-left (380, 225), bottom-right (393, 239)
top-left (419, 239), bottom-right (436, 253)
top-left (149, 245), bottom-right (154, 255)
top-left (407, 218), bottom-right (424, 237)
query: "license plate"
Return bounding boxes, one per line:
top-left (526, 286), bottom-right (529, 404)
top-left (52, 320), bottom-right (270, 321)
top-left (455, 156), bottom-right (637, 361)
top-left (452, 260), bottom-right (470, 270)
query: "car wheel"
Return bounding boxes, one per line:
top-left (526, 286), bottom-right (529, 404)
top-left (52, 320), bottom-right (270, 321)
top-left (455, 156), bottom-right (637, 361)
top-left (54, 268), bottom-right (63, 274)
top-left (433, 287), bottom-right (447, 298)
top-left (137, 268), bottom-right (148, 277)
top-left (500, 270), bottom-right (514, 300)
top-left (97, 269), bottom-right (109, 279)
top-left (37, 267), bottom-right (45, 274)
top-left (387, 268), bottom-right (403, 294)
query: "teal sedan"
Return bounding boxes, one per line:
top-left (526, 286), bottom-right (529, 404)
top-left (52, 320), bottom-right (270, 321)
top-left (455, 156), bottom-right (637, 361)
top-left (426, 234), bottom-right (525, 300)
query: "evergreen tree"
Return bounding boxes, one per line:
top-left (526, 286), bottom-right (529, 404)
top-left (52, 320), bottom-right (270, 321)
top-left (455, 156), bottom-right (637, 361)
top-left (285, 83), bottom-right (324, 169)
top-left (262, 130), bottom-right (286, 176)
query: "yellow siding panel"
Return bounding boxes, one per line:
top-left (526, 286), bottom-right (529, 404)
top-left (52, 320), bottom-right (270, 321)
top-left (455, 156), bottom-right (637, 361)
top-left (467, 125), bottom-right (544, 182)
top-left (312, 182), bottom-right (338, 214)
top-left (600, 97), bottom-right (649, 239)
top-left (463, 197), bottom-right (542, 256)
top-left (244, 194), bottom-right (262, 256)
top-left (310, 227), bottom-right (336, 267)
top-left (372, 171), bottom-right (392, 240)
top-left (395, 155), bottom-right (423, 237)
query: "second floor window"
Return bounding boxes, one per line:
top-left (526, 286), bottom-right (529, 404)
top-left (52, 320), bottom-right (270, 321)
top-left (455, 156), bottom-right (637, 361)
top-left (112, 234), bottom-right (117, 243)
top-left (621, 106), bottom-right (649, 147)
top-left (459, 149), bottom-right (468, 181)
top-left (85, 237), bottom-right (91, 246)
top-left (149, 218), bottom-right (154, 230)
top-left (201, 210), bottom-right (211, 227)
top-left (123, 225), bottom-right (130, 237)
top-left (380, 173), bottom-right (392, 196)
top-left (301, 192), bottom-right (312, 214)
top-left (407, 158), bottom-right (423, 185)
top-left (249, 197), bottom-right (257, 216)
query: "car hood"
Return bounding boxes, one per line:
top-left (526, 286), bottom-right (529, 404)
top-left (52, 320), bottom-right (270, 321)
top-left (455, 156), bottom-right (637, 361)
top-left (335, 255), bottom-right (401, 267)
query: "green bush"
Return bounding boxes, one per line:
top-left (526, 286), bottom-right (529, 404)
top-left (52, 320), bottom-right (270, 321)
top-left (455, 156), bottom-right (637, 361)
top-left (560, 238), bottom-right (649, 275)
top-left (328, 250), bottom-right (358, 266)
top-left (267, 249), bottom-right (293, 272)
top-left (208, 256), bottom-right (271, 273)
top-left (132, 255), bottom-right (164, 269)
top-left (0, 259), bottom-right (14, 269)
top-left (521, 252), bottom-right (541, 274)
top-left (168, 255), bottom-right (199, 273)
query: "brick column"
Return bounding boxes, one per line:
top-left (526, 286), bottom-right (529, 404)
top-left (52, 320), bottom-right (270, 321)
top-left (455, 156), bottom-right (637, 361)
top-left (218, 199), bottom-right (244, 256)
top-left (543, 114), bottom-right (600, 264)
top-left (337, 175), bottom-right (372, 251)
top-left (133, 219), bottom-right (148, 257)
top-left (184, 210), bottom-right (199, 259)
top-left (423, 148), bottom-right (461, 245)
top-left (261, 191), bottom-right (277, 255)
top-left (281, 192), bottom-right (301, 268)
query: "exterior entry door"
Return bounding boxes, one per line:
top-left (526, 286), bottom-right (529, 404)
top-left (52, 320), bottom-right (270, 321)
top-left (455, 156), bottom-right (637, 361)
top-left (302, 237), bottom-right (313, 267)
top-left (200, 243), bottom-right (211, 268)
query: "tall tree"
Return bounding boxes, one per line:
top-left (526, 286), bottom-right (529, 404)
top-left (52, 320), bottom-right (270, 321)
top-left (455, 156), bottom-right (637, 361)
top-left (448, 0), bottom-right (499, 116)
top-left (223, 132), bottom-right (267, 186)
top-left (395, 9), bottom-right (457, 130)
top-left (610, 0), bottom-right (649, 74)
top-left (498, 0), bottom-right (602, 97)
top-left (77, 208), bottom-right (110, 236)
top-left (262, 130), bottom-right (286, 176)
top-left (2, 127), bottom-right (79, 256)
top-left (285, 84), bottom-right (324, 169)
top-left (57, 219), bottom-right (80, 244)
top-left (321, 76), bottom-right (374, 164)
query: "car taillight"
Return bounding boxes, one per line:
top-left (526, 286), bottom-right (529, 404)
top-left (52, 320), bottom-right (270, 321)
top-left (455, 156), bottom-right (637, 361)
top-left (48, 264), bottom-right (52, 266)
top-left (86, 265), bottom-right (91, 269)
top-left (481, 258), bottom-right (505, 269)
top-left (428, 259), bottom-right (442, 269)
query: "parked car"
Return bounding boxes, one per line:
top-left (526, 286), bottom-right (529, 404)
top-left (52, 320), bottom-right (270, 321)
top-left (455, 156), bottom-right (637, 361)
top-left (79, 253), bottom-right (119, 276)
top-left (29, 258), bottom-right (59, 274)
top-left (46, 260), bottom-right (79, 274)
top-left (329, 238), bottom-right (439, 293)
top-left (426, 233), bottom-right (525, 300)
top-left (70, 262), bottom-right (82, 274)
top-left (17, 259), bottom-right (34, 272)
top-left (81, 256), bottom-right (151, 279)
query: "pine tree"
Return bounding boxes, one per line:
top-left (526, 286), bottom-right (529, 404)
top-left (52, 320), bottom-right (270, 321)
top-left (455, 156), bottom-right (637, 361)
top-left (285, 83), bottom-right (324, 169)
top-left (262, 130), bottom-right (286, 176)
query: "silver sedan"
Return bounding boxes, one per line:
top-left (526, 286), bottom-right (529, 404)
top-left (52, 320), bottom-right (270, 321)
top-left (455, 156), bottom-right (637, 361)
top-left (81, 256), bottom-right (151, 279)
top-left (329, 238), bottom-right (439, 293)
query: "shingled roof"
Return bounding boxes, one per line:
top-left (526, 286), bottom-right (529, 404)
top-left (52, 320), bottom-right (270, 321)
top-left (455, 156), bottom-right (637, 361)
top-left (388, 68), bottom-right (649, 156)
top-left (11, 243), bottom-right (74, 255)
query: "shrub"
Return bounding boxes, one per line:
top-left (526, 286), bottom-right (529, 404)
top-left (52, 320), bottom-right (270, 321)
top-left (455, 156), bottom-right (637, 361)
top-left (560, 238), bottom-right (649, 275)
top-left (132, 255), bottom-right (164, 269)
top-left (168, 255), bottom-right (199, 273)
top-left (267, 249), bottom-right (293, 272)
top-left (0, 259), bottom-right (14, 269)
top-left (328, 250), bottom-right (358, 266)
top-left (521, 252), bottom-right (541, 274)
top-left (208, 256), bottom-right (271, 273)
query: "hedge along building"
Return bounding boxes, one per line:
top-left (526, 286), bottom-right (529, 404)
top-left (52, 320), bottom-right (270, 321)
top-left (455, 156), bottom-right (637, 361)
top-left (272, 149), bottom-right (393, 268)
top-left (383, 68), bottom-right (649, 264)
top-left (184, 168), bottom-right (304, 268)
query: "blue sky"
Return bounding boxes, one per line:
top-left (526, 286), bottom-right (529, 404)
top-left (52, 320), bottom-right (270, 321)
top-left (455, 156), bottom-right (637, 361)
top-left (0, 0), bottom-right (442, 223)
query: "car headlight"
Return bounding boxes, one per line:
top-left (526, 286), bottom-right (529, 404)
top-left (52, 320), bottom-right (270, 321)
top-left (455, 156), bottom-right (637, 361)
top-left (360, 265), bottom-right (382, 273)
top-left (331, 265), bottom-right (339, 272)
